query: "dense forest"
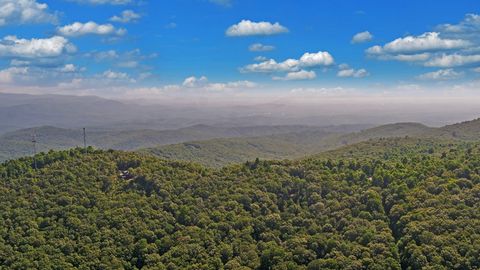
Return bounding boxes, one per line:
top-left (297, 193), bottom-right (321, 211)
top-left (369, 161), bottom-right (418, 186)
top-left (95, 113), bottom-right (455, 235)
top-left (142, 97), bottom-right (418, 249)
top-left (1, 137), bottom-right (479, 269)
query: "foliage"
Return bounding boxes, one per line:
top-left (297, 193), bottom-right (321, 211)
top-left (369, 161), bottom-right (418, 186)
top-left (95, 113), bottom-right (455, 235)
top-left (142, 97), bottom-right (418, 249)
top-left (1, 138), bottom-right (480, 269)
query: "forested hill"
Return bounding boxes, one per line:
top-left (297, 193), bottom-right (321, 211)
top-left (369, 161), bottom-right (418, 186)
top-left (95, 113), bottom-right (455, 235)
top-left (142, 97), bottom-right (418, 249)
top-left (143, 119), bottom-right (480, 167)
top-left (1, 124), bottom-right (359, 162)
top-left (1, 139), bottom-right (480, 269)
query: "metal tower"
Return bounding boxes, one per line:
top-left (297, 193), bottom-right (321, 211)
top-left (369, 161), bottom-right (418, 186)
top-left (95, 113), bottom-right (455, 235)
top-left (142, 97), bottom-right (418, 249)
top-left (32, 131), bottom-right (37, 170)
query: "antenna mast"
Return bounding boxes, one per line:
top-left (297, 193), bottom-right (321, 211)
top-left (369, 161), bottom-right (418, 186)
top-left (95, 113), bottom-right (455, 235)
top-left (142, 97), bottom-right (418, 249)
top-left (32, 130), bottom-right (37, 170)
top-left (83, 128), bottom-right (87, 153)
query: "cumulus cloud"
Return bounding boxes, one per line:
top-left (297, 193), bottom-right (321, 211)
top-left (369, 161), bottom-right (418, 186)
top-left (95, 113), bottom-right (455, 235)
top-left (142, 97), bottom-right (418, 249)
top-left (241, 51), bottom-right (334, 73)
top-left (249, 43), bottom-right (275, 52)
top-left (0, 35), bottom-right (76, 58)
top-left (416, 69), bottom-right (463, 80)
top-left (337, 67), bottom-right (369, 78)
top-left (241, 59), bottom-right (299, 73)
top-left (365, 22), bottom-right (480, 68)
top-left (99, 70), bottom-right (135, 83)
top-left (57, 21), bottom-right (127, 37)
top-left (226, 20), bottom-right (288, 37)
top-left (0, 67), bottom-right (29, 83)
top-left (181, 76), bottom-right (257, 91)
top-left (366, 32), bottom-right (470, 55)
top-left (436, 13), bottom-right (480, 38)
top-left (273, 70), bottom-right (316, 81)
top-left (351, 31), bottom-right (373, 44)
top-left (377, 53), bottom-right (432, 62)
top-left (299, 51), bottom-right (335, 67)
top-left (102, 70), bottom-right (128, 79)
top-left (424, 53), bottom-right (480, 67)
top-left (183, 76), bottom-right (208, 87)
top-left (0, 0), bottom-right (58, 26)
top-left (59, 64), bottom-right (82, 73)
top-left (109, 10), bottom-right (141, 23)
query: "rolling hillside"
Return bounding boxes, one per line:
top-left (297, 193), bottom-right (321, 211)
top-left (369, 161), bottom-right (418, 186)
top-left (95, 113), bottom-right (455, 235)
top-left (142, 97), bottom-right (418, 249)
top-left (0, 124), bottom-right (368, 162)
top-left (144, 119), bottom-right (480, 167)
top-left (2, 118), bottom-right (480, 166)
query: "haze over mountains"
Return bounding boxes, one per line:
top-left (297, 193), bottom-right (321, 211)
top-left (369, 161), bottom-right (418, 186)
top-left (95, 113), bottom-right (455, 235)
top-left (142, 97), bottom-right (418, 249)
top-left (2, 92), bottom-right (480, 165)
top-left (1, 93), bottom-right (480, 135)
top-left (3, 95), bottom-right (480, 167)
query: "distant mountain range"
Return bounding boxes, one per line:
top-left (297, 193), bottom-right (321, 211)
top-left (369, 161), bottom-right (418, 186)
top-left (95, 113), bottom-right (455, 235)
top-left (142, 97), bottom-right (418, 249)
top-left (3, 117), bottom-right (479, 166)
top-left (143, 119), bottom-right (480, 167)
top-left (2, 92), bottom-right (479, 135)
top-left (2, 93), bottom-right (480, 166)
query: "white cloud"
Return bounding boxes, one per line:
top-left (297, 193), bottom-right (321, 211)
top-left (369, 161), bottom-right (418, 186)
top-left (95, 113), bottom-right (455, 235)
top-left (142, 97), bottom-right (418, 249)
top-left (436, 13), bottom-right (480, 37)
top-left (249, 43), bottom-right (275, 52)
top-left (241, 59), bottom-right (299, 73)
top-left (416, 69), bottom-right (463, 80)
top-left (474, 67), bottom-right (480, 73)
top-left (0, 35), bottom-right (76, 58)
top-left (367, 32), bottom-right (470, 55)
top-left (86, 50), bottom-right (119, 61)
top-left (85, 49), bottom-right (155, 70)
top-left (100, 70), bottom-right (134, 82)
top-left (109, 10), bottom-right (140, 23)
top-left (380, 53), bottom-right (431, 62)
top-left (0, 67), bottom-right (28, 83)
top-left (67, 0), bottom-right (132, 5)
top-left (241, 51), bottom-right (334, 73)
top-left (57, 21), bottom-right (127, 37)
top-left (254, 56), bottom-right (267, 62)
top-left (0, 0), bottom-right (58, 26)
top-left (183, 76), bottom-right (208, 87)
top-left (337, 65), bottom-right (369, 78)
top-left (59, 64), bottom-right (81, 73)
top-left (337, 68), bottom-right (369, 78)
top-left (273, 70), bottom-right (316, 81)
top-left (226, 20), bottom-right (288, 37)
top-left (351, 31), bottom-right (373, 44)
top-left (299, 51), bottom-right (335, 67)
top-left (424, 53), bottom-right (480, 67)
top-left (181, 76), bottom-right (256, 91)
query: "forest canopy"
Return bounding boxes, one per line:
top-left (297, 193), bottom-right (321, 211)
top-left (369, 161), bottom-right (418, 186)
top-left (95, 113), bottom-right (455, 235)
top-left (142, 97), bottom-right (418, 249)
top-left (1, 139), bottom-right (480, 269)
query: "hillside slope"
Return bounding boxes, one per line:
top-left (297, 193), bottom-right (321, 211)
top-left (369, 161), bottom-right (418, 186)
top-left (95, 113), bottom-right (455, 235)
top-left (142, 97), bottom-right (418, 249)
top-left (144, 120), bottom-right (480, 167)
top-left (1, 140), bottom-right (479, 269)
top-left (0, 124), bottom-right (360, 162)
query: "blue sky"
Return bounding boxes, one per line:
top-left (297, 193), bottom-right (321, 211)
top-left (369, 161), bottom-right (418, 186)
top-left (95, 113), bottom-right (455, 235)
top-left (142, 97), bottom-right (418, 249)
top-left (1, 0), bottom-right (480, 101)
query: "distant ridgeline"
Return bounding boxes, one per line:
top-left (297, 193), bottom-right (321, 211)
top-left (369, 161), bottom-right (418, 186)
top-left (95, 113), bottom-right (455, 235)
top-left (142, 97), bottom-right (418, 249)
top-left (3, 118), bottom-right (480, 167)
top-left (1, 138), bottom-right (480, 269)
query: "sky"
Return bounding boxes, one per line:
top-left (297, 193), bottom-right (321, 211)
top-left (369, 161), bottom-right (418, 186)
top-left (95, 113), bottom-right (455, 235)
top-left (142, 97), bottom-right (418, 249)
top-left (1, 0), bottom-right (480, 103)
